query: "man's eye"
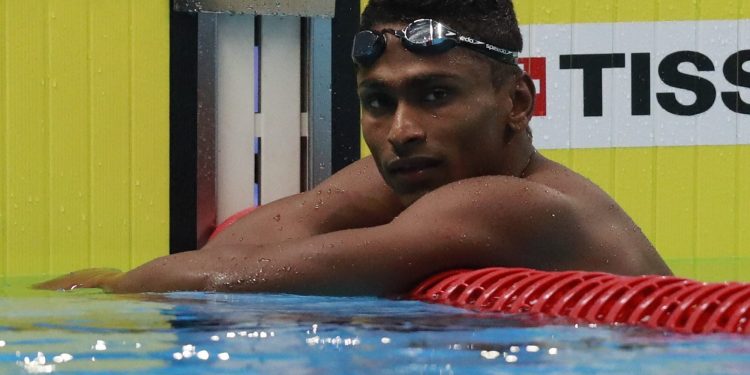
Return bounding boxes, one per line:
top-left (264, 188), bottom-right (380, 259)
top-left (368, 97), bottom-right (383, 109)
top-left (424, 88), bottom-right (450, 103)
top-left (363, 94), bottom-right (394, 111)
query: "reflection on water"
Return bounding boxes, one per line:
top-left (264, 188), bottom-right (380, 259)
top-left (2, 281), bottom-right (750, 374)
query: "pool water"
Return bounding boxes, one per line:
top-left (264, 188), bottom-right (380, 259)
top-left (2, 279), bottom-right (750, 374)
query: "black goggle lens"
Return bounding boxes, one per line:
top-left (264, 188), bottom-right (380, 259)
top-left (351, 30), bottom-right (455, 66)
top-left (351, 30), bottom-right (386, 67)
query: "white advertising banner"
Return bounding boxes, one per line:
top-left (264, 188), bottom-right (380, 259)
top-left (520, 20), bottom-right (750, 149)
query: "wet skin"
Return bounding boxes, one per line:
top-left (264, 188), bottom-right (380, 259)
top-left (358, 42), bottom-right (515, 206)
top-left (36, 23), bottom-right (671, 295)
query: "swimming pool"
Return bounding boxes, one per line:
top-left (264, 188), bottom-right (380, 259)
top-left (2, 279), bottom-right (749, 374)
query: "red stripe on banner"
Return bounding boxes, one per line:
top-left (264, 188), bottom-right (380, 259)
top-left (518, 57), bottom-right (547, 117)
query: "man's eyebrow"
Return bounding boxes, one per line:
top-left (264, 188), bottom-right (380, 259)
top-left (358, 78), bottom-right (389, 91)
top-left (358, 73), bottom-right (462, 91)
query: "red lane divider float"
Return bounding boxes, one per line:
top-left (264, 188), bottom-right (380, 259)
top-left (410, 267), bottom-right (750, 334)
top-left (209, 207), bottom-right (256, 241)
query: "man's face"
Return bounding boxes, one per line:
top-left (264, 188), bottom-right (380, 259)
top-left (357, 23), bottom-right (517, 206)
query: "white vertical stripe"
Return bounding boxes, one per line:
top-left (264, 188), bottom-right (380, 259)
top-left (259, 16), bottom-right (302, 204)
top-left (216, 15), bottom-right (255, 221)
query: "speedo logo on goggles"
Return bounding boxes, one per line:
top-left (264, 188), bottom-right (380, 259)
top-left (351, 18), bottom-right (519, 67)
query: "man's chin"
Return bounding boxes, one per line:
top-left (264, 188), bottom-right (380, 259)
top-left (386, 174), bottom-right (451, 206)
top-left (394, 188), bottom-right (431, 207)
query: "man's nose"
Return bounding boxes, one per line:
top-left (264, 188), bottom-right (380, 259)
top-left (387, 104), bottom-right (426, 153)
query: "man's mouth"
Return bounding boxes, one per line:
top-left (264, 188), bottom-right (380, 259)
top-left (386, 157), bottom-right (442, 176)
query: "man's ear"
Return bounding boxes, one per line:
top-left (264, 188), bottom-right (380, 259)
top-left (507, 72), bottom-right (536, 132)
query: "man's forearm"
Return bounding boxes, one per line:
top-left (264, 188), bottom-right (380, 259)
top-left (204, 194), bottom-right (319, 249)
top-left (106, 243), bottom-right (339, 294)
top-left (105, 251), bottom-right (217, 293)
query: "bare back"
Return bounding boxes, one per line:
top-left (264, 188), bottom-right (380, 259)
top-left (524, 155), bottom-right (670, 275)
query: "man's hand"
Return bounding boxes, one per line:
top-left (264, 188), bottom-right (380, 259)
top-left (34, 269), bottom-right (124, 292)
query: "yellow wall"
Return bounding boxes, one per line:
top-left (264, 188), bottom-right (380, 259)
top-left (359, 0), bottom-right (750, 282)
top-left (0, 0), bottom-right (170, 278)
top-left (2, 0), bottom-right (745, 282)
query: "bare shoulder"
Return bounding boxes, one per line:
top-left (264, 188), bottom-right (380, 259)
top-left (392, 171), bottom-right (576, 268)
top-left (399, 154), bottom-right (671, 276)
top-left (527, 155), bottom-right (671, 275)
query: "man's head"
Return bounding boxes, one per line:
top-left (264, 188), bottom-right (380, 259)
top-left (356, 0), bottom-right (536, 206)
top-left (359, 0), bottom-right (523, 83)
top-left (361, 1), bottom-right (522, 52)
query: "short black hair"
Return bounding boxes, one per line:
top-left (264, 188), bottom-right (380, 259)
top-left (361, 0), bottom-right (523, 54)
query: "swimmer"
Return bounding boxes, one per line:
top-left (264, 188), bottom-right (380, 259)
top-left (37, 0), bottom-right (671, 295)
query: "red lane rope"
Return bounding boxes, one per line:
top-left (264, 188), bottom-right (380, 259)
top-left (208, 207), bottom-right (256, 240)
top-left (410, 267), bottom-right (750, 334)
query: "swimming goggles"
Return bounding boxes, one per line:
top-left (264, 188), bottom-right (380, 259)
top-left (352, 18), bottom-right (519, 67)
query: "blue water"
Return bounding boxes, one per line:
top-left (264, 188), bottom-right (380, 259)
top-left (2, 283), bottom-right (750, 374)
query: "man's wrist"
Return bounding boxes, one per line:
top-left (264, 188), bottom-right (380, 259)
top-left (99, 270), bottom-right (126, 292)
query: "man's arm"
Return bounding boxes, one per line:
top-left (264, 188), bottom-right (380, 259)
top-left (36, 176), bottom-right (584, 295)
top-left (205, 156), bottom-right (404, 248)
